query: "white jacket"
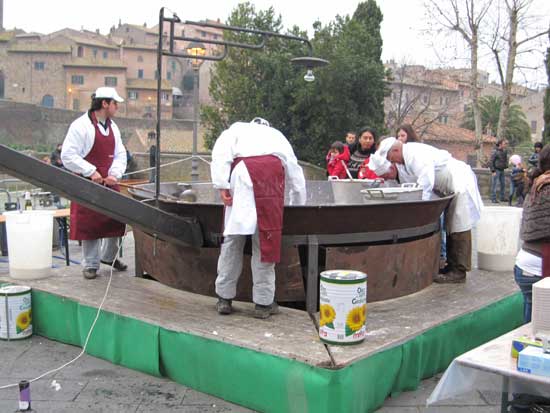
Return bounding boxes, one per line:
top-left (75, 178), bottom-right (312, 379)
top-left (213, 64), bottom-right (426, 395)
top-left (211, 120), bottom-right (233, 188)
top-left (211, 122), bottom-right (306, 235)
top-left (61, 112), bottom-right (127, 179)
top-left (402, 143), bottom-right (483, 233)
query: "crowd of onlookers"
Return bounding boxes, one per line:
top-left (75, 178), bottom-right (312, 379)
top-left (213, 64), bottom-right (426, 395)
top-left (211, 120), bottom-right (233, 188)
top-left (326, 124), bottom-right (419, 180)
top-left (489, 139), bottom-right (543, 207)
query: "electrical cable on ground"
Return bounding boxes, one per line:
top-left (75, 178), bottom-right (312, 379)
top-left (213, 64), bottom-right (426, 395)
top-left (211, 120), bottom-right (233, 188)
top-left (0, 230), bottom-right (128, 391)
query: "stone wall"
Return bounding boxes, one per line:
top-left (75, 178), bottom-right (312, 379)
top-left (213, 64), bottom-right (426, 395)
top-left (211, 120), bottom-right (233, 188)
top-left (0, 100), bottom-right (194, 151)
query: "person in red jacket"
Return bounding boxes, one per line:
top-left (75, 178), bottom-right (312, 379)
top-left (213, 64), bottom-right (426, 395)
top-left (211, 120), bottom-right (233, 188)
top-left (326, 141), bottom-right (349, 179)
top-left (358, 156), bottom-right (380, 180)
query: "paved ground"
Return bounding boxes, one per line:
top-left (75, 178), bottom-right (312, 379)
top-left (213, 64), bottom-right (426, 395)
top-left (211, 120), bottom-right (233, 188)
top-left (0, 223), bottom-right (514, 412)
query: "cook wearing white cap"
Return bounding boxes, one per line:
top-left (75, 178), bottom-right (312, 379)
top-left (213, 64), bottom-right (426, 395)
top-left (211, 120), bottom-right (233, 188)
top-left (371, 138), bottom-right (483, 284)
top-left (61, 87), bottom-right (127, 280)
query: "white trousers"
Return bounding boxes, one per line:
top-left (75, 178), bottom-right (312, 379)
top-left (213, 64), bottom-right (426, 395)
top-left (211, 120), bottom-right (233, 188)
top-left (82, 237), bottom-right (120, 270)
top-left (215, 230), bottom-right (275, 306)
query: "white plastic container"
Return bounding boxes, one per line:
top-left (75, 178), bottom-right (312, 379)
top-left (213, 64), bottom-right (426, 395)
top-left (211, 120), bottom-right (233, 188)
top-left (3, 210), bottom-right (55, 279)
top-left (319, 270), bottom-right (367, 345)
top-left (476, 206), bottom-right (522, 272)
top-left (0, 285), bottom-right (32, 340)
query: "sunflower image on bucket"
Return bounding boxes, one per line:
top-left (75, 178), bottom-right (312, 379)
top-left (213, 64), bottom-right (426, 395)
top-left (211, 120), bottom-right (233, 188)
top-left (319, 304), bottom-right (336, 329)
top-left (1, 285), bottom-right (33, 340)
top-left (319, 270), bottom-right (367, 345)
top-left (16, 309), bottom-right (32, 334)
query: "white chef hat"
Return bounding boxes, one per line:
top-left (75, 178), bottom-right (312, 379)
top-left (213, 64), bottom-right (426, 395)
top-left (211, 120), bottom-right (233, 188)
top-left (94, 87), bottom-right (124, 103)
top-left (368, 153), bottom-right (392, 175)
top-left (251, 117), bottom-right (270, 127)
top-left (376, 137), bottom-right (397, 160)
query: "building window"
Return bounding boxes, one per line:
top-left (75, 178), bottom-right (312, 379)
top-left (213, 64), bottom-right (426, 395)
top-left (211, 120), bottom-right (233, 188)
top-left (531, 120), bottom-right (537, 134)
top-left (138, 69), bottom-right (144, 79)
top-left (103, 51), bottom-right (108, 59)
top-left (181, 29), bottom-right (185, 36)
top-left (71, 75), bottom-right (84, 85)
top-left (213, 34), bottom-right (219, 40)
top-left (77, 46), bottom-right (84, 57)
top-left (104, 76), bottom-right (117, 87)
top-left (438, 115), bottom-right (449, 124)
top-left (422, 95), bottom-right (428, 104)
top-left (200, 31), bottom-right (206, 37)
top-left (138, 56), bottom-right (144, 62)
top-left (34, 61), bottom-right (45, 71)
top-left (73, 99), bottom-right (80, 111)
top-left (464, 104), bottom-right (469, 112)
top-left (128, 91), bottom-right (139, 100)
top-left (171, 60), bottom-right (176, 71)
top-left (93, 49), bottom-right (98, 58)
top-left (167, 71), bottom-right (172, 80)
top-left (439, 96), bottom-right (443, 105)
top-left (162, 92), bottom-right (169, 101)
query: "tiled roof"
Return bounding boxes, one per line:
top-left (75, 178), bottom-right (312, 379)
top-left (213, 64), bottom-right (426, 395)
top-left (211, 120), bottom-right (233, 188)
top-left (127, 78), bottom-right (171, 90)
top-left (49, 29), bottom-right (119, 50)
top-left (63, 58), bottom-right (126, 69)
top-left (423, 122), bottom-right (496, 144)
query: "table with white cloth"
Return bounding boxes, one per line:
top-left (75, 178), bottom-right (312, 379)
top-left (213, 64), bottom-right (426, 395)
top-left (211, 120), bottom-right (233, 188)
top-left (428, 323), bottom-right (550, 412)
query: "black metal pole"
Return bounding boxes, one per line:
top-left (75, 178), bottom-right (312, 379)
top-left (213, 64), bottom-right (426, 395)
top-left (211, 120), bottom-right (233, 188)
top-left (191, 66), bottom-right (199, 182)
top-left (155, 7), bottom-right (164, 205)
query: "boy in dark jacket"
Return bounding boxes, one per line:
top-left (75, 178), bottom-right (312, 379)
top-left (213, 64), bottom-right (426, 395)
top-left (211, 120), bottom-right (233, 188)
top-left (490, 139), bottom-right (509, 203)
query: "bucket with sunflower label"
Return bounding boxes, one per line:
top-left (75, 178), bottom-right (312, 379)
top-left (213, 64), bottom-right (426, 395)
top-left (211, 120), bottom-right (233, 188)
top-left (0, 285), bottom-right (32, 340)
top-left (319, 270), bottom-right (367, 345)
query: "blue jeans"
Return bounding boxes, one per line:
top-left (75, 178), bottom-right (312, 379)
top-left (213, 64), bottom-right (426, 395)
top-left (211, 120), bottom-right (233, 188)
top-left (514, 265), bottom-right (542, 323)
top-left (491, 170), bottom-right (506, 201)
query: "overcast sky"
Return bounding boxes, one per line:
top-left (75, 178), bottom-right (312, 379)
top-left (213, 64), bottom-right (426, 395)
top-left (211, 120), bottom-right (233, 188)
top-left (4, 0), bottom-right (550, 87)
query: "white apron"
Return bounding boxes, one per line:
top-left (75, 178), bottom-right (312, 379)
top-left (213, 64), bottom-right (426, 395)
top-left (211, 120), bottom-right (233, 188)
top-left (434, 159), bottom-right (483, 233)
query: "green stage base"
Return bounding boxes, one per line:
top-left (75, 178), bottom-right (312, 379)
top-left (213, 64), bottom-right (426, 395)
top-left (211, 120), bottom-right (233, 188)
top-left (31, 290), bottom-right (523, 413)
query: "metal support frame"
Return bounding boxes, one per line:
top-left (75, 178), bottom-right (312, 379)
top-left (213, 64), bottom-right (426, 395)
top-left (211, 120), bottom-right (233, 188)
top-left (206, 220), bottom-right (440, 314)
top-left (154, 7), bottom-right (327, 197)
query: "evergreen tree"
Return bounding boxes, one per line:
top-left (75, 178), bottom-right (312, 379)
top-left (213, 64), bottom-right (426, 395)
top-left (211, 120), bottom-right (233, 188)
top-left (202, 1), bottom-right (387, 165)
top-left (462, 95), bottom-right (530, 147)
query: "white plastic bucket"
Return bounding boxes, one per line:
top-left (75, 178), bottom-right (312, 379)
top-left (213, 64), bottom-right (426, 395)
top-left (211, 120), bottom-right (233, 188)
top-left (0, 285), bottom-right (32, 340)
top-left (319, 270), bottom-right (367, 345)
top-left (476, 206), bottom-right (522, 272)
top-left (3, 210), bottom-right (55, 279)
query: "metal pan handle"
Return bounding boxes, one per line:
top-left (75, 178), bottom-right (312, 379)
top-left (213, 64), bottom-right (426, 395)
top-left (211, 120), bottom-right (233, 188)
top-left (361, 189), bottom-right (385, 199)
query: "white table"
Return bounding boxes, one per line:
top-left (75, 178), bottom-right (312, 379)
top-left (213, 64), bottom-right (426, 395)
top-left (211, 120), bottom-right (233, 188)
top-left (428, 324), bottom-right (550, 412)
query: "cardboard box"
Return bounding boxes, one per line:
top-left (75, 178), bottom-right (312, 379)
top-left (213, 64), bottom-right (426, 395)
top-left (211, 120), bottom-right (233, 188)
top-left (517, 346), bottom-right (550, 377)
top-left (511, 336), bottom-right (543, 358)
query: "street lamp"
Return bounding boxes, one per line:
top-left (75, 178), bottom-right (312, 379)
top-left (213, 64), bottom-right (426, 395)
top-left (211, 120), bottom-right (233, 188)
top-left (186, 41), bottom-right (206, 182)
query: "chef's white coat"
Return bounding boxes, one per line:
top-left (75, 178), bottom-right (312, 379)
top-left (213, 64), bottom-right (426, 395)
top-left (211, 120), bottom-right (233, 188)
top-left (210, 122), bottom-right (306, 236)
top-left (61, 112), bottom-right (127, 179)
top-left (402, 143), bottom-right (483, 233)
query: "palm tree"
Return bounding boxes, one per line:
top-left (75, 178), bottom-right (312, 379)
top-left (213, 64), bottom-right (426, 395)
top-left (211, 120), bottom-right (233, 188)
top-left (462, 95), bottom-right (530, 146)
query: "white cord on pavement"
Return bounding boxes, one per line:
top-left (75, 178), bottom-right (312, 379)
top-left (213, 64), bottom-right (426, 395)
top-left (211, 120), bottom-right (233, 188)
top-left (0, 230), bottom-right (128, 391)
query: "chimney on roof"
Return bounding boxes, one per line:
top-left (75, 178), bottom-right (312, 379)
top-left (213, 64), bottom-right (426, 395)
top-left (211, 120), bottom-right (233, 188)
top-left (96, 28), bottom-right (100, 34)
top-left (0, 0), bottom-right (4, 32)
top-left (143, 22), bottom-right (147, 28)
top-left (118, 19), bottom-right (121, 28)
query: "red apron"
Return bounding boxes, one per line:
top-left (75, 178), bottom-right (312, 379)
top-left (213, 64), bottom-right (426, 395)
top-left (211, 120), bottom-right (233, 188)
top-left (231, 155), bottom-right (285, 263)
top-left (69, 112), bottom-right (126, 240)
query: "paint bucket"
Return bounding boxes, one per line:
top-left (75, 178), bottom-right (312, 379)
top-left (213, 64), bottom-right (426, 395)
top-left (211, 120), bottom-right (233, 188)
top-left (319, 270), bottom-right (367, 345)
top-left (0, 285), bottom-right (33, 340)
top-left (3, 210), bottom-right (55, 279)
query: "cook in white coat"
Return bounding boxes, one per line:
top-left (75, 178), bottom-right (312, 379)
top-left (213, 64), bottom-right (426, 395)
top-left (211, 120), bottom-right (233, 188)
top-left (210, 118), bottom-right (306, 318)
top-left (370, 138), bottom-right (483, 283)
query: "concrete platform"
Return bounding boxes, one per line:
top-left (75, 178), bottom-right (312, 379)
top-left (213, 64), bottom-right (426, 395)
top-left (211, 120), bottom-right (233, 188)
top-left (0, 241), bottom-right (523, 413)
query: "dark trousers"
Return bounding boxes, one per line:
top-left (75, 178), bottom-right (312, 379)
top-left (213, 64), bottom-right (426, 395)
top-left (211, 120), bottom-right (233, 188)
top-left (446, 230), bottom-right (472, 273)
top-left (491, 169), bottom-right (506, 201)
top-left (514, 265), bottom-right (541, 323)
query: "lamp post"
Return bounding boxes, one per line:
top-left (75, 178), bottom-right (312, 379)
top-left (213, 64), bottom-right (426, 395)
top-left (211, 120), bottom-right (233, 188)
top-left (186, 41), bottom-right (206, 182)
